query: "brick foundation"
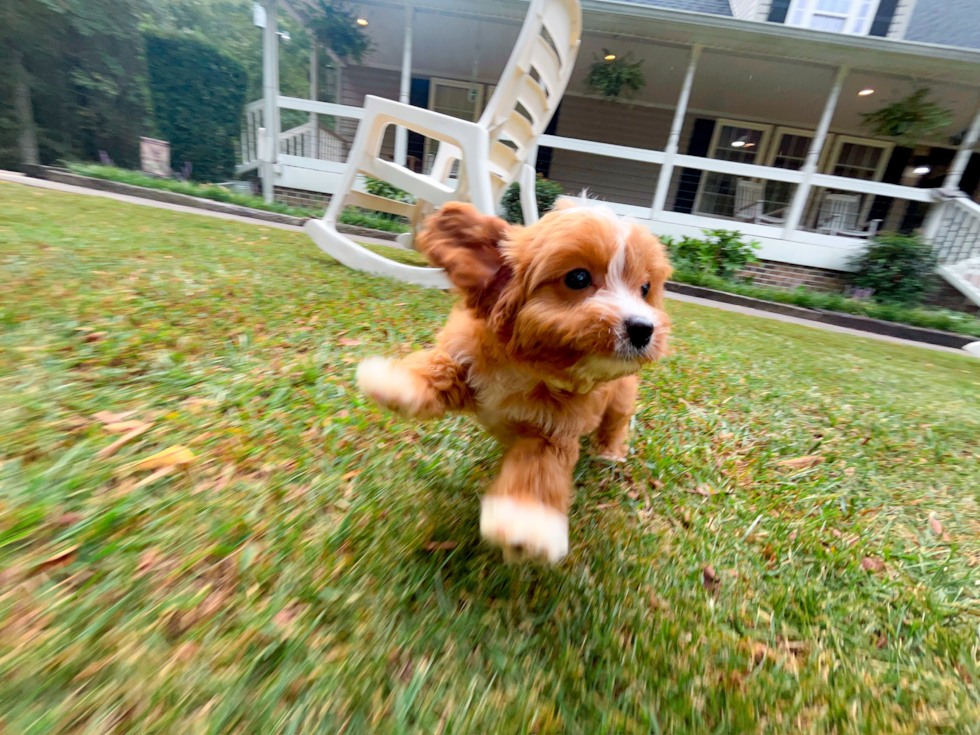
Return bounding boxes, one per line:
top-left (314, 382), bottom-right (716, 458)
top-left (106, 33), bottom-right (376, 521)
top-left (274, 186), bottom-right (331, 210)
top-left (738, 260), bottom-right (846, 293)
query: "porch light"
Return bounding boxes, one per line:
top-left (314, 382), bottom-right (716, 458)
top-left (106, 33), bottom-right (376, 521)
top-left (731, 139), bottom-right (746, 148)
top-left (356, 17), bottom-right (369, 25)
top-left (858, 88), bottom-right (875, 96)
top-left (604, 53), bottom-right (616, 61)
top-left (913, 165), bottom-right (931, 175)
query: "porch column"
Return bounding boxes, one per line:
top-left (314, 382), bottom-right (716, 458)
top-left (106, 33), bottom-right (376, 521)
top-left (651, 44), bottom-right (701, 217)
top-left (262, 0), bottom-right (280, 203)
top-left (782, 65), bottom-right (848, 237)
top-left (310, 43), bottom-right (319, 159)
top-left (394, 6), bottom-right (414, 167)
top-left (942, 100), bottom-right (980, 191)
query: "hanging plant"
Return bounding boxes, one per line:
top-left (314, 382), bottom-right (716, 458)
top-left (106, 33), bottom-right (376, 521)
top-left (584, 50), bottom-right (645, 101)
top-left (860, 88), bottom-right (953, 146)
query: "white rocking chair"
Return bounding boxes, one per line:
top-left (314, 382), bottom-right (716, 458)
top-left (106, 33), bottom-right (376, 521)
top-left (817, 192), bottom-right (880, 238)
top-left (305, 0), bottom-right (582, 287)
top-left (734, 179), bottom-right (786, 225)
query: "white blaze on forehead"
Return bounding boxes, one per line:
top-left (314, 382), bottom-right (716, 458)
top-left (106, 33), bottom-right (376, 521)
top-left (593, 225), bottom-right (658, 327)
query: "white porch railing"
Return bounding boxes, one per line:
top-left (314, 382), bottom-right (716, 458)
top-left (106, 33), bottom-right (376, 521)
top-left (238, 98), bottom-right (353, 175)
top-left (244, 97), bottom-right (980, 303)
top-left (928, 196), bottom-right (980, 306)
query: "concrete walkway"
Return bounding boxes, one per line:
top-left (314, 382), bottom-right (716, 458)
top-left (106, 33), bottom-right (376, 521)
top-left (2, 170), bottom-right (976, 357)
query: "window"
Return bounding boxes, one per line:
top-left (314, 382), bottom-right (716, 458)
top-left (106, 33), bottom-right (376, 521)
top-left (695, 121), bottom-right (772, 218)
top-left (825, 136), bottom-right (892, 181)
top-left (787, 0), bottom-right (880, 34)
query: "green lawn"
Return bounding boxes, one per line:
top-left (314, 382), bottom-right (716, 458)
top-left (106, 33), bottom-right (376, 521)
top-left (2, 181), bottom-right (979, 734)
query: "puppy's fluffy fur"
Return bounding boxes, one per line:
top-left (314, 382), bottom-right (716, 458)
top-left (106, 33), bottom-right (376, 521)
top-left (356, 199), bottom-right (671, 562)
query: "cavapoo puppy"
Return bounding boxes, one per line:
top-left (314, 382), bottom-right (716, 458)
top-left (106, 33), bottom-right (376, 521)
top-left (356, 197), bottom-right (671, 562)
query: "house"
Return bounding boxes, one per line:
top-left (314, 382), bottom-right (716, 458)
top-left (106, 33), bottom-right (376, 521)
top-left (241, 0), bottom-right (980, 305)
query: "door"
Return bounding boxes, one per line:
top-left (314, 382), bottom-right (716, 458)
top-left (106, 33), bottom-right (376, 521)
top-left (694, 120), bottom-right (772, 218)
top-left (425, 79), bottom-right (484, 174)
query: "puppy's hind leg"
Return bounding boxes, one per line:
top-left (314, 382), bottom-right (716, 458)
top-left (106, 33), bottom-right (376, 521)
top-left (356, 349), bottom-right (471, 420)
top-left (593, 376), bottom-right (639, 462)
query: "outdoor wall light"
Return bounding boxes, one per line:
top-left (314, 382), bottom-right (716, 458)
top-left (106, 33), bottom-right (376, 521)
top-left (604, 53), bottom-right (616, 60)
top-left (913, 165), bottom-right (931, 175)
top-left (357, 18), bottom-right (369, 26)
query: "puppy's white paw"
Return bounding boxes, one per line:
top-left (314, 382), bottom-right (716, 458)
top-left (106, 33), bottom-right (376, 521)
top-left (480, 495), bottom-right (569, 563)
top-left (356, 357), bottom-right (422, 414)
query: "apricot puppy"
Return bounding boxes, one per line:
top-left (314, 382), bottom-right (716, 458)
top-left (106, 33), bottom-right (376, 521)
top-left (356, 198), bottom-right (671, 562)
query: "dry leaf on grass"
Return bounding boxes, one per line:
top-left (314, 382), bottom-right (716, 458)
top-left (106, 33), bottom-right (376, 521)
top-left (93, 410), bottom-right (137, 424)
top-left (341, 469), bottom-right (363, 481)
top-left (103, 420), bottom-right (146, 433)
top-left (702, 565), bottom-right (720, 593)
top-left (126, 445), bottom-right (195, 472)
top-left (929, 513), bottom-right (943, 536)
top-left (778, 455), bottom-right (823, 470)
top-left (338, 338), bottom-right (363, 347)
top-left (131, 466), bottom-right (175, 490)
top-left (97, 422), bottom-right (153, 458)
top-left (423, 541), bottom-right (458, 551)
top-left (861, 556), bottom-right (885, 572)
top-left (33, 545), bottom-right (79, 575)
top-left (687, 485), bottom-right (717, 497)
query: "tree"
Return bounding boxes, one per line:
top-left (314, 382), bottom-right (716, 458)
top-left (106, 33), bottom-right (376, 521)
top-left (0, 0), bottom-right (150, 169)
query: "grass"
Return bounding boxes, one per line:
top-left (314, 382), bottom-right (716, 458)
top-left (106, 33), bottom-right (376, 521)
top-left (2, 180), bottom-right (979, 734)
top-left (671, 269), bottom-right (980, 339)
top-left (64, 163), bottom-right (410, 234)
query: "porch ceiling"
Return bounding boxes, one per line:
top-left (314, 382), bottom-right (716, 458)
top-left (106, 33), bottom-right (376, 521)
top-left (337, 0), bottom-right (980, 88)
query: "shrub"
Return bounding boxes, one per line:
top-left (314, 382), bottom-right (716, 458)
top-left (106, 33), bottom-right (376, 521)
top-left (501, 176), bottom-right (565, 225)
top-left (144, 32), bottom-right (247, 182)
top-left (361, 176), bottom-right (414, 221)
top-left (665, 229), bottom-right (760, 279)
top-left (847, 232), bottom-right (938, 306)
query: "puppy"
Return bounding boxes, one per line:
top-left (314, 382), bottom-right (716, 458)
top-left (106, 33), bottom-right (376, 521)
top-left (356, 198), bottom-right (671, 562)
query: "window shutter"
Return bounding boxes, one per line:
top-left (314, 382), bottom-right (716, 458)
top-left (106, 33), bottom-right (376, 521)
top-left (674, 119), bottom-right (715, 215)
top-left (535, 102), bottom-right (562, 177)
top-left (869, 0), bottom-right (899, 36)
top-left (767, 0), bottom-right (792, 23)
top-left (406, 79), bottom-right (430, 164)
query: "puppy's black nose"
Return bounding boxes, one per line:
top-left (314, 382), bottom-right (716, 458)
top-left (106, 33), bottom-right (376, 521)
top-left (624, 317), bottom-right (654, 349)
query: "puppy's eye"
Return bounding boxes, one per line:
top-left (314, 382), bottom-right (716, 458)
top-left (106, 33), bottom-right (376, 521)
top-left (564, 269), bottom-right (592, 290)
top-left (641, 282), bottom-right (651, 298)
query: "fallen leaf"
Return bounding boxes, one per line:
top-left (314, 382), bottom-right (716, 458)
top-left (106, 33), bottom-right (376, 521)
top-left (34, 545), bottom-right (79, 575)
top-left (93, 410), bottom-right (137, 424)
top-left (103, 420), bottom-right (146, 433)
top-left (128, 445), bottom-right (195, 472)
top-left (778, 455), bottom-right (823, 470)
top-left (188, 431), bottom-right (213, 445)
top-left (861, 556), bottom-right (885, 572)
top-left (97, 422), bottom-right (153, 458)
top-left (717, 432), bottom-right (734, 440)
top-left (788, 529), bottom-right (798, 542)
top-left (336, 410), bottom-right (350, 419)
top-left (137, 548), bottom-right (162, 576)
top-left (831, 529), bottom-right (843, 539)
top-left (929, 513), bottom-right (943, 536)
top-left (341, 469), bottom-right (363, 481)
top-left (338, 338), bottom-right (363, 347)
top-left (213, 463), bottom-right (235, 492)
top-left (52, 512), bottom-right (83, 527)
top-left (702, 565), bottom-right (720, 593)
top-left (131, 466), bottom-right (175, 490)
top-left (687, 485), bottom-right (716, 497)
top-left (423, 541), bottom-right (458, 551)
top-left (82, 331), bottom-right (108, 343)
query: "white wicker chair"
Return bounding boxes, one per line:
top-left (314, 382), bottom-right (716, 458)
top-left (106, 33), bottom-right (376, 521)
top-left (305, 0), bottom-right (582, 287)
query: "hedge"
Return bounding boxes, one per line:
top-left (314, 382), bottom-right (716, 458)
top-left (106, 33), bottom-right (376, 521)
top-left (144, 32), bottom-right (247, 182)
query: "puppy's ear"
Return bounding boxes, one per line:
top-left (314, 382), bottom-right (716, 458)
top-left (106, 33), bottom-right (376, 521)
top-left (417, 203), bottom-right (513, 316)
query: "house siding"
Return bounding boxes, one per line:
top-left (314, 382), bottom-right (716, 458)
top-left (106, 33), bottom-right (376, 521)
top-left (340, 65), bottom-right (401, 159)
top-left (904, 0), bottom-right (980, 50)
top-left (619, 0), bottom-right (732, 15)
top-left (546, 96), bottom-right (675, 206)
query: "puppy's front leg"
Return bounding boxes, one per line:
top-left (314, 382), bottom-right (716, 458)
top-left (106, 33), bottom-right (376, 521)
top-left (480, 436), bottom-right (579, 563)
top-left (356, 349), bottom-right (471, 420)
